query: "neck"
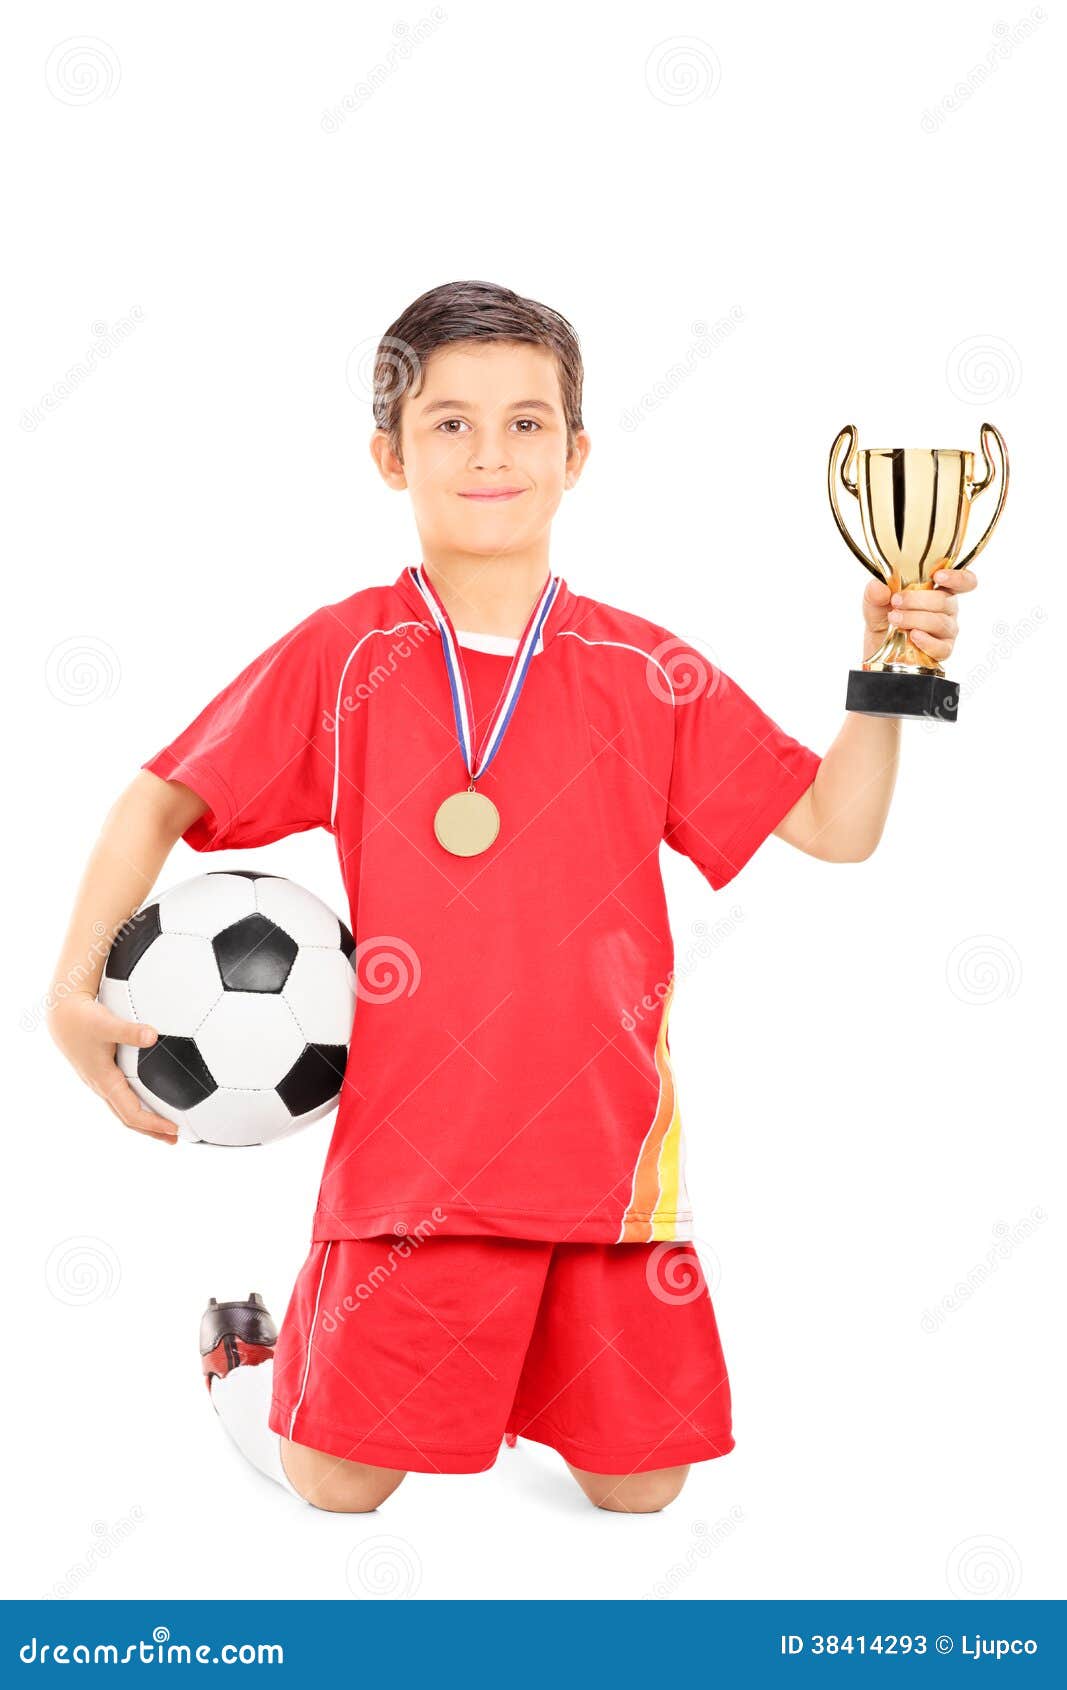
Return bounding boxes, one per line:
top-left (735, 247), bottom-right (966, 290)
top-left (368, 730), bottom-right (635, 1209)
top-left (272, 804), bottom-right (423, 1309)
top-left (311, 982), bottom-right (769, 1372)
top-left (419, 552), bottom-right (552, 637)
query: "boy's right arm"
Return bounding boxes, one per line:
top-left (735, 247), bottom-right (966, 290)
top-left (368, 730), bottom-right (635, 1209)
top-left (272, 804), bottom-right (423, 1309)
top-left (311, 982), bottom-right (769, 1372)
top-left (47, 770), bottom-right (208, 1145)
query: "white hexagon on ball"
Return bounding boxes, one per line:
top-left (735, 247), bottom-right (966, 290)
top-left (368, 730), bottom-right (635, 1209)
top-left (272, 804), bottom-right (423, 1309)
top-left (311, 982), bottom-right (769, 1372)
top-left (178, 1086), bottom-right (297, 1147)
top-left (283, 949), bottom-right (356, 1046)
top-left (196, 992), bottom-right (305, 1090)
top-left (255, 877), bottom-right (342, 946)
top-left (157, 872), bottom-right (257, 937)
top-left (126, 932), bottom-right (222, 1035)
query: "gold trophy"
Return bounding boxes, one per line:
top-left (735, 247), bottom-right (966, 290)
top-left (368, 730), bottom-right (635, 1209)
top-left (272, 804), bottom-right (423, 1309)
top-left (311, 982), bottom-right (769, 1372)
top-left (828, 422), bottom-right (1009, 720)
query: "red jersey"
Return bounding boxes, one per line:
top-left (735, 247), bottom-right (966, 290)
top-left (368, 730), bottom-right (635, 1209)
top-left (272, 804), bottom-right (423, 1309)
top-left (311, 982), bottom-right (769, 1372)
top-left (142, 569), bottom-right (821, 1244)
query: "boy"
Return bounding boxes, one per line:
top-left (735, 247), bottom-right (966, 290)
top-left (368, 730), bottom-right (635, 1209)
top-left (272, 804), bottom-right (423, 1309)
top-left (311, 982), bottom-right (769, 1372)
top-left (48, 280), bottom-right (974, 1514)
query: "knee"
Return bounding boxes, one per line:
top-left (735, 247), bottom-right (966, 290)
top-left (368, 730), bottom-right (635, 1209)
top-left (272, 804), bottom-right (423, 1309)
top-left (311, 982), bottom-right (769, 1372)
top-left (302, 1474), bottom-right (398, 1513)
top-left (593, 1471), bottom-right (687, 1514)
top-left (281, 1440), bottom-right (406, 1512)
top-left (570, 1462), bottom-right (690, 1513)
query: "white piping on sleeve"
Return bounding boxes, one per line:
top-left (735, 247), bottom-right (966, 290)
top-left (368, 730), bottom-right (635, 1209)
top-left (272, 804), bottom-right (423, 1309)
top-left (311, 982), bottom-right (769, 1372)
top-left (556, 629), bottom-right (676, 704)
top-left (288, 1241), bottom-right (333, 1439)
top-left (330, 624), bottom-right (675, 829)
top-left (331, 622), bottom-right (431, 826)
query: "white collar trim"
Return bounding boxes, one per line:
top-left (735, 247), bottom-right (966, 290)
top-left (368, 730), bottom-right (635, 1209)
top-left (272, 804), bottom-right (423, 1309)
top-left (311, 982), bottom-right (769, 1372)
top-left (455, 627), bottom-right (542, 657)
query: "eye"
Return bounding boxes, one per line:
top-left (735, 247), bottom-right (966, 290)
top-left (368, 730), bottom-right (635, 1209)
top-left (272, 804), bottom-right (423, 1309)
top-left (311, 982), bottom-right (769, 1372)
top-left (512, 417), bottom-right (541, 433)
top-left (436, 418), bottom-right (471, 435)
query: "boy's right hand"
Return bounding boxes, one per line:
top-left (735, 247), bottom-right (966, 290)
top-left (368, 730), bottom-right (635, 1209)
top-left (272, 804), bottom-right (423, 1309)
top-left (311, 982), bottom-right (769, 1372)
top-left (48, 992), bottom-right (178, 1144)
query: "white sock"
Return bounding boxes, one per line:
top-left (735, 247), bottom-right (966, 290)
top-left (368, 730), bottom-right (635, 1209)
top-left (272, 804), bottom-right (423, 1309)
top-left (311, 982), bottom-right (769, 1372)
top-left (210, 1358), bottom-right (304, 1501)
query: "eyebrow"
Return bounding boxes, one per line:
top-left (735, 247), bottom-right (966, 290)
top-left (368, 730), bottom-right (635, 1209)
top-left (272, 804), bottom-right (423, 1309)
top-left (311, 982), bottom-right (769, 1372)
top-left (419, 397), bottom-right (557, 416)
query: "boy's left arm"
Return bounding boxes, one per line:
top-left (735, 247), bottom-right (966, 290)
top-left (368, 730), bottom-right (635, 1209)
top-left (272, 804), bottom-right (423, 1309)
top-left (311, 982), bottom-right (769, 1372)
top-left (775, 567), bottom-right (978, 863)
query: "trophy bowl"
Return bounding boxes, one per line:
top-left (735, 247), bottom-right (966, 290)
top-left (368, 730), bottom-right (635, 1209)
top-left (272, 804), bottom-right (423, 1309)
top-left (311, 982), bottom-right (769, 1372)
top-left (828, 422), bottom-right (1009, 721)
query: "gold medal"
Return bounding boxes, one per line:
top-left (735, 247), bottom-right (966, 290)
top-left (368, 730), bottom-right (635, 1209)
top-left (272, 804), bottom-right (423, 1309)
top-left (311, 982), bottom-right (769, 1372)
top-left (433, 788), bottom-right (501, 857)
top-left (406, 563), bottom-right (562, 860)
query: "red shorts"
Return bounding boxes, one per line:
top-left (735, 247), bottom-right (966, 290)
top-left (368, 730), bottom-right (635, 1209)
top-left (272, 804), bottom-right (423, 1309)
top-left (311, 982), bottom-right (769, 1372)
top-left (269, 1234), bottom-right (734, 1476)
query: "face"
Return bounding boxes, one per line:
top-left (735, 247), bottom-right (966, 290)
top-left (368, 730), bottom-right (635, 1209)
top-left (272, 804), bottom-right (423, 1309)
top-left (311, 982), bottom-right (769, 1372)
top-left (371, 339), bottom-right (590, 563)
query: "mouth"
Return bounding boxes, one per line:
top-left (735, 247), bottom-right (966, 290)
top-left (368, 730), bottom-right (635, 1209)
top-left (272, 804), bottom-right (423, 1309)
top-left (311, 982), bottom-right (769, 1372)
top-left (457, 489), bottom-right (527, 503)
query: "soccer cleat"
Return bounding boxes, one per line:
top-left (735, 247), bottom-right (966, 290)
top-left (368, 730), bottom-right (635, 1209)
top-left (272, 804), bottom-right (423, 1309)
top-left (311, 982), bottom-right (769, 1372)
top-left (200, 1292), bottom-right (278, 1394)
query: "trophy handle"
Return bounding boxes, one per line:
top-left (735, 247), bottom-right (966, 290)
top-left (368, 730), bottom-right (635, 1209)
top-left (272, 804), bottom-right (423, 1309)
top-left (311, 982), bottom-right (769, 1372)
top-left (827, 424), bottom-right (888, 586)
top-left (952, 422), bottom-right (1009, 573)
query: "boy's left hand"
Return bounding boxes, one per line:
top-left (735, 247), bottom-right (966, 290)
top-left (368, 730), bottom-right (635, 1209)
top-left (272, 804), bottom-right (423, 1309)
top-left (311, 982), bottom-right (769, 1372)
top-left (862, 567), bottom-right (978, 665)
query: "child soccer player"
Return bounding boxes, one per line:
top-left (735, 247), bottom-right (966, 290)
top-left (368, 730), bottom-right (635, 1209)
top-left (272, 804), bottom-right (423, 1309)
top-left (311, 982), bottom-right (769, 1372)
top-left (48, 280), bottom-right (975, 1514)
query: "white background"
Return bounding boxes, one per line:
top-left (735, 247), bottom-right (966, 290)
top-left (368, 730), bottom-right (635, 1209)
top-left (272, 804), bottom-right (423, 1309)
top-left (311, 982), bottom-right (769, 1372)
top-left (3, 0), bottom-right (1062, 1602)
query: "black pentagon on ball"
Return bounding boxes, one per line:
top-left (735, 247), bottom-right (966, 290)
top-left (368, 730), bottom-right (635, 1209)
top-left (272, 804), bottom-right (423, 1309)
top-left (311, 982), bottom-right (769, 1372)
top-left (138, 1036), bottom-right (217, 1110)
top-left (276, 1044), bottom-right (348, 1116)
top-left (339, 920), bottom-right (355, 961)
top-left (207, 870), bottom-right (279, 881)
top-left (212, 914), bottom-right (298, 992)
top-left (104, 904), bottom-right (161, 980)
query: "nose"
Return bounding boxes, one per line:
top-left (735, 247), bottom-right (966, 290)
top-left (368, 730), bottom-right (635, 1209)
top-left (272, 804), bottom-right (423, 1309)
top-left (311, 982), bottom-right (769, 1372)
top-left (467, 423), bottom-right (512, 472)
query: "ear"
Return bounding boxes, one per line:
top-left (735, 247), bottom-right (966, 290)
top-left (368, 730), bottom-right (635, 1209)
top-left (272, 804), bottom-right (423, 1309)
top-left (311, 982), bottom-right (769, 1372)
top-left (370, 429), bottom-right (407, 490)
top-left (565, 429), bottom-right (592, 489)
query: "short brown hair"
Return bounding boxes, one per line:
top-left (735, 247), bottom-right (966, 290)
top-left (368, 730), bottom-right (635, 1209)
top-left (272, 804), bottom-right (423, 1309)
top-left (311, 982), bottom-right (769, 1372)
top-left (372, 279), bottom-right (584, 461)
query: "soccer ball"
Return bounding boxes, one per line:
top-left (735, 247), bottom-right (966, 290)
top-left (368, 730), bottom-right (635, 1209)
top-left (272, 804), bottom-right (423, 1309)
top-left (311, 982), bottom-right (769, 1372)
top-left (98, 871), bottom-right (356, 1145)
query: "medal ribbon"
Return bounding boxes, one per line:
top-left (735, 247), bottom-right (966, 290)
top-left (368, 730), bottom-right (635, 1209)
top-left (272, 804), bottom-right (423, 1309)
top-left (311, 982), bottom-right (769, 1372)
top-left (407, 564), bottom-right (561, 781)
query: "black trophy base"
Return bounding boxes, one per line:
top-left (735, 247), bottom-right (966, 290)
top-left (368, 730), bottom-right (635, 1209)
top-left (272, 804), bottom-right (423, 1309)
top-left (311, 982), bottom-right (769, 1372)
top-left (846, 668), bottom-right (959, 722)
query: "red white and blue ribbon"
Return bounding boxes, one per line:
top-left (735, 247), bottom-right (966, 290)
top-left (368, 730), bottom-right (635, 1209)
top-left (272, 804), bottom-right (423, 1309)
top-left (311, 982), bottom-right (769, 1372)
top-left (407, 563), bottom-right (561, 781)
